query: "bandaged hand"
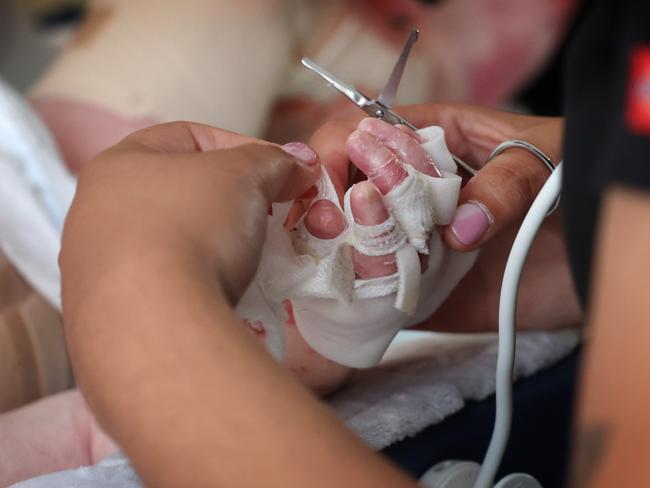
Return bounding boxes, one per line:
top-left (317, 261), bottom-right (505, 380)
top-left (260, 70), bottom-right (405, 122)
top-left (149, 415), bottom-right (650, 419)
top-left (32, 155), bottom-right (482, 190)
top-left (311, 105), bottom-right (582, 332)
top-left (238, 117), bottom-right (477, 368)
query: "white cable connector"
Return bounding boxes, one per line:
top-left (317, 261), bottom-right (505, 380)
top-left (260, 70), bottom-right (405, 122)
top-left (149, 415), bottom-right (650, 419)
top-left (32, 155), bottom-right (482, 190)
top-left (420, 162), bottom-right (563, 488)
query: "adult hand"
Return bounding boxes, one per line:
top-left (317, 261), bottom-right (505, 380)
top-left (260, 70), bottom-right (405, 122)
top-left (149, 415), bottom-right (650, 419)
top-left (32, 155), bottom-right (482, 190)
top-left (310, 104), bottom-right (582, 331)
top-left (62, 122), bottom-right (319, 307)
top-left (60, 122), bottom-right (414, 488)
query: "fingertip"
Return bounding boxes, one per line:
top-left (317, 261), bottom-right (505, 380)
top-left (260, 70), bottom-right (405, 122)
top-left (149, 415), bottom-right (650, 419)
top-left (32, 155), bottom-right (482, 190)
top-left (345, 129), bottom-right (364, 156)
top-left (356, 118), bottom-right (441, 178)
top-left (279, 142), bottom-right (322, 189)
top-left (350, 181), bottom-right (388, 225)
top-left (443, 226), bottom-right (475, 252)
top-left (345, 130), bottom-right (407, 194)
top-left (281, 142), bottom-right (319, 167)
top-left (348, 182), bottom-right (397, 278)
top-left (304, 200), bottom-right (347, 239)
top-left (357, 117), bottom-right (390, 134)
top-left (445, 200), bottom-right (494, 251)
top-left (237, 143), bottom-right (320, 204)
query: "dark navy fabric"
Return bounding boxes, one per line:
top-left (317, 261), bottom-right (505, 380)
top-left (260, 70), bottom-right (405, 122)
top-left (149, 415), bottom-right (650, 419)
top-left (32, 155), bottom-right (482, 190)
top-left (382, 349), bottom-right (580, 487)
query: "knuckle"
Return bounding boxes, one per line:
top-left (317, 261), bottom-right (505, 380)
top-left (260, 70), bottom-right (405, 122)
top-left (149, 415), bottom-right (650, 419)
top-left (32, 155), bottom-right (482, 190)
top-left (485, 156), bottom-right (548, 211)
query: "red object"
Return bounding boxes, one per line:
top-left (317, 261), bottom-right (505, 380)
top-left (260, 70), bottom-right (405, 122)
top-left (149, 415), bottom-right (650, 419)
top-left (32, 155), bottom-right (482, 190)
top-left (626, 46), bottom-right (650, 135)
top-left (283, 300), bottom-right (296, 327)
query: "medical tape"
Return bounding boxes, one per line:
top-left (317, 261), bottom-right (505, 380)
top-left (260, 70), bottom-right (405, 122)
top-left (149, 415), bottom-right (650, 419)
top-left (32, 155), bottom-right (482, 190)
top-left (237, 125), bottom-right (478, 367)
top-left (291, 215), bottom-right (341, 259)
top-left (342, 188), bottom-right (407, 257)
top-left (382, 166), bottom-right (435, 254)
top-left (353, 273), bottom-right (399, 299)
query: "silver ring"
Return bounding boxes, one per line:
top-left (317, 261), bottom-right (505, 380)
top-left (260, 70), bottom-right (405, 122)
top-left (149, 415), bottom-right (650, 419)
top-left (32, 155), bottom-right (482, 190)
top-left (487, 139), bottom-right (560, 215)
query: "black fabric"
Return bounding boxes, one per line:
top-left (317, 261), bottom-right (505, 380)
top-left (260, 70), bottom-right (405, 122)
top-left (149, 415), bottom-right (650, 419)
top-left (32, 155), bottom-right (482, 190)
top-left (563, 0), bottom-right (650, 306)
top-left (514, 0), bottom-right (593, 117)
top-left (382, 350), bottom-right (581, 487)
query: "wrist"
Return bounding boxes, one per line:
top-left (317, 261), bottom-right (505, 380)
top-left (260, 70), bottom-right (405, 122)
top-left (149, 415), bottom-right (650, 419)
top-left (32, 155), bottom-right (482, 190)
top-left (61, 234), bottom-right (228, 332)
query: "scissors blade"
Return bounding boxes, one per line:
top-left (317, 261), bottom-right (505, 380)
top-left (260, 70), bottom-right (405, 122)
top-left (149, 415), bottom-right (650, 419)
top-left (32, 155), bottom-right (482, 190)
top-left (301, 48), bottom-right (478, 177)
top-left (377, 29), bottom-right (419, 108)
top-left (301, 57), bottom-right (371, 108)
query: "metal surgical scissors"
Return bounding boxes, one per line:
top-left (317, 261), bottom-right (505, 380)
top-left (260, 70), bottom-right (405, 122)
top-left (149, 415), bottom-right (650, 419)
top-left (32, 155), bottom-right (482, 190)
top-left (301, 29), bottom-right (477, 177)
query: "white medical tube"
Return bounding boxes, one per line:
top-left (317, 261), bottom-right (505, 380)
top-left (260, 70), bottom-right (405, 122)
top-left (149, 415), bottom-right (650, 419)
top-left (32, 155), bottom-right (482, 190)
top-left (473, 162), bottom-right (563, 488)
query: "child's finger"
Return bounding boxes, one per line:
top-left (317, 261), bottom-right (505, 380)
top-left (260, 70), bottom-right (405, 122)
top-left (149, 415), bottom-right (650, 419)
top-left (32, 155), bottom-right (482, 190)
top-left (395, 123), bottom-right (423, 143)
top-left (349, 182), bottom-right (397, 279)
top-left (303, 200), bottom-right (347, 239)
top-left (346, 130), bottom-right (408, 194)
top-left (357, 118), bottom-right (441, 178)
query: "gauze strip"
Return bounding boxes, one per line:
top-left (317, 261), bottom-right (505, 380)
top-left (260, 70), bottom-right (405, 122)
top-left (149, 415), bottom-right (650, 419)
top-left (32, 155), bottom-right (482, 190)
top-left (382, 167), bottom-right (463, 253)
top-left (237, 125), bottom-right (478, 368)
top-left (417, 126), bottom-right (457, 174)
top-left (349, 215), bottom-right (406, 257)
top-left (342, 187), bottom-right (406, 257)
top-left (394, 245), bottom-right (421, 316)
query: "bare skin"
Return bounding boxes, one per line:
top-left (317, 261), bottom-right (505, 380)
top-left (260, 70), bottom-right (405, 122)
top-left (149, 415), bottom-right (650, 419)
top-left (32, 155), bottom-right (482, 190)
top-left (310, 104), bottom-right (582, 332)
top-left (0, 116), bottom-right (436, 486)
top-left (2, 85), bottom-right (645, 487)
top-left (568, 187), bottom-right (650, 487)
top-left (53, 122), bottom-right (416, 488)
top-left (1, 105), bottom-right (579, 486)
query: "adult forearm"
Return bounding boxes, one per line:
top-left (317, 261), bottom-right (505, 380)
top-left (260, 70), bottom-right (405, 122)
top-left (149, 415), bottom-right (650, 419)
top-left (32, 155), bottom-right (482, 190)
top-left (63, 248), bottom-right (415, 488)
top-left (569, 187), bottom-right (650, 487)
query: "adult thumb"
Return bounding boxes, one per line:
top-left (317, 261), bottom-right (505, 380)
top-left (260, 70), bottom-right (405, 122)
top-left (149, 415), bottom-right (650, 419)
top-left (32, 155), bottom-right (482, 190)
top-left (225, 142), bottom-right (321, 205)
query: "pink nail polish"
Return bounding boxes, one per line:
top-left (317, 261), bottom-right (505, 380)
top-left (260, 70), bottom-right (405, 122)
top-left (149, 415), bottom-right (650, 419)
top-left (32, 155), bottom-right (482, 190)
top-left (450, 201), bottom-right (493, 246)
top-left (282, 142), bottom-right (318, 165)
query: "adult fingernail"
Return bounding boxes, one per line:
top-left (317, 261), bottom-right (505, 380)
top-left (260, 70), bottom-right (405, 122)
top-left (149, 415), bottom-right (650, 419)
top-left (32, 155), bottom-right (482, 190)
top-left (450, 201), bottom-right (493, 246)
top-left (282, 142), bottom-right (318, 165)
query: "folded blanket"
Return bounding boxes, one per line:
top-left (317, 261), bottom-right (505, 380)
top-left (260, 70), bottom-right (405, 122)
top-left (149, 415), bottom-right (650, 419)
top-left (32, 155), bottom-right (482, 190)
top-left (1, 77), bottom-right (581, 487)
top-left (331, 329), bottom-right (580, 449)
top-left (11, 455), bottom-right (142, 488)
top-left (11, 329), bottom-right (579, 488)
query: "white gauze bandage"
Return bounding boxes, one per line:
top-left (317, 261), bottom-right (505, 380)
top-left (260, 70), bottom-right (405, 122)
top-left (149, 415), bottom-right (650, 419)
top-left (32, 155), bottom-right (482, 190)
top-left (236, 126), bottom-right (478, 368)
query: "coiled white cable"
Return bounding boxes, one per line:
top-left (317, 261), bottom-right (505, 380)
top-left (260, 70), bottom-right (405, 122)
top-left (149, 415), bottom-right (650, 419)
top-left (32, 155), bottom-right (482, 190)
top-left (472, 162), bottom-right (564, 488)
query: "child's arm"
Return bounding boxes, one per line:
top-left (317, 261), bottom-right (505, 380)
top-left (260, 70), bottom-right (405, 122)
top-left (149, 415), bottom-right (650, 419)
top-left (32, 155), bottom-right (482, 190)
top-left (0, 390), bottom-right (116, 486)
